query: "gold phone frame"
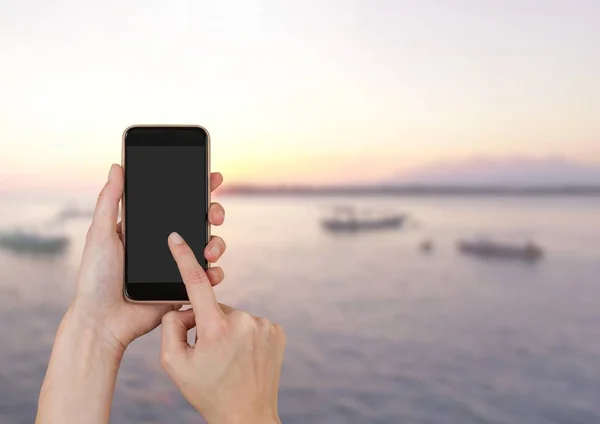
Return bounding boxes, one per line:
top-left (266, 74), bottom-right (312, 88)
top-left (121, 124), bottom-right (211, 304)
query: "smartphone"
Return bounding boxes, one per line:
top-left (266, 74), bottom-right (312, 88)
top-left (122, 125), bottom-right (210, 303)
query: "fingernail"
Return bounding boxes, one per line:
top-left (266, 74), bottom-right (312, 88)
top-left (169, 232), bottom-right (185, 245)
top-left (210, 246), bottom-right (219, 257)
top-left (219, 208), bottom-right (225, 219)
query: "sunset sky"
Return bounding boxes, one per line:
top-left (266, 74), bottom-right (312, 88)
top-left (0, 0), bottom-right (599, 192)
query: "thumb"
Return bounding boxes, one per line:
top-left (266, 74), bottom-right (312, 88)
top-left (89, 164), bottom-right (122, 237)
top-left (161, 309), bottom-right (195, 372)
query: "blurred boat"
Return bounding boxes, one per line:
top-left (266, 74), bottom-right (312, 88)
top-left (420, 239), bottom-right (434, 253)
top-left (457, 238), bottom-right (543, 262)
top-left (322, 206), bottom-right (406, 233)
top-left (0, 230), bottom-right (69, 254)
top-left (57, 205), bottom-right (94, 221)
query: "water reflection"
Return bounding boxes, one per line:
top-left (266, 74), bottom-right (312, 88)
top-left (0, 196), bottom-right (599, 423)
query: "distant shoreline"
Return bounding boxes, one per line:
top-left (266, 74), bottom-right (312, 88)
top-left (219, 185), bottom-right (600, 197)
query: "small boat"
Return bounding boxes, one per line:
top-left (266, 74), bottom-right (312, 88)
top-left (457, 238), bottom-right (543, 262)
top-left (0, 230), bottom-right (69, 254)
top-left (322, 206), bottom-right (406, 233)
top-left (420, 239), bottom-right (434, 253)
top-left (57, 205), bottom-right (94, 221)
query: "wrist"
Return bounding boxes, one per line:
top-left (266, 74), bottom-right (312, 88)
top-left (208, 412), bottom-right (280, 424)
top-left (37, 304), bottom-right (124, 424)
top-left (63, 303), bottom-right (127, 361)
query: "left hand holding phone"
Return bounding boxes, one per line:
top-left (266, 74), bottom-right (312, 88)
top-left (72, 163), bottom-right (227, 355)
top-left (37, 163), bottom-right (227, 424)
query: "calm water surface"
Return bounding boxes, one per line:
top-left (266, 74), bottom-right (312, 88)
top-left (0, 196), bottom-right (599, 423)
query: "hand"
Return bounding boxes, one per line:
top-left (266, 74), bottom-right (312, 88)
top-left (71, 164), bottom-right (227, 356)
top-left (160, 232), bottom-right (286, 424)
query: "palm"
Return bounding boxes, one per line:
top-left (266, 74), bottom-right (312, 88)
top-left (77, 230), bottom-right (173, 346)
top-left (109, 238), bottom-right (174, 343)
top-left (74, 165), bottom-right (225, 349)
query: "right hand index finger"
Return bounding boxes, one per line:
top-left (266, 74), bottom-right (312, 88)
top-left (168, 232), bottom-right (224, 330)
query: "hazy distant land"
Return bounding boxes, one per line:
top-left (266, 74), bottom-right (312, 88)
top-left (220, 184), bottom-right (600, 197)
top-left (223, 157), bottom-right (600, 197)
top-left (393, 156), bottom-right (600, 186)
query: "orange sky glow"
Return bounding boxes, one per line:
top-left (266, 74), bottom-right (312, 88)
top-left (0, 1), bottom-right (599, 194)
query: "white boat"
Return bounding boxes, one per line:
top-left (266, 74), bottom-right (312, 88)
top-left (322, 206), bottom-right (406, 233)
top-left (0, 230), bottom-right (69, 254)
top-left (457, 238), bottom-right (543, 262)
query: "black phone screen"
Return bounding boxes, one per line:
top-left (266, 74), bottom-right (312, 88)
top-left (124, 126), bottom-right (208, 301)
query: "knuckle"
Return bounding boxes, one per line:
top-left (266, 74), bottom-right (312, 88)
top-left (161, 311), bottom-right (178, 326)
top-left (257, 317), bottom-right (271, 330)
top-left (236, 311), bottom-right (258, 332)
top-left (160, 350), bottom-right (174, 370)
top-left (96, 185), bottom-right (114, 207)
top-left (97, 185), bottom-right (108, 202)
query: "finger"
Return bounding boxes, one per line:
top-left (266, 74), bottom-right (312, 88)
top-left (168, 232), bottom-right (225, 329)
top-left (90, 164), bottom-right (123, 237)
top-left (208, 202), bottom-right (225, 226)
top-left (210, 172), bottom-right (223, 192)
top-left (205, 236), bottom-right (226, 262)
top-left (206, 266), bottom-right (225, 286)
top-left (161, 309), bottom-right (196, 365)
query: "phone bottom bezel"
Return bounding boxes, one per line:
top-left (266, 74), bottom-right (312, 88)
top-left (125, 282), bottom-right (189, 303)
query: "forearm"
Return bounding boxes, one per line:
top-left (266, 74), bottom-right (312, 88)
top-left (36, 307), bottom-right (124, 424)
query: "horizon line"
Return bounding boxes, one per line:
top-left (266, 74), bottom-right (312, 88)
top-left (219, 183), bottom-right (600, 197)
